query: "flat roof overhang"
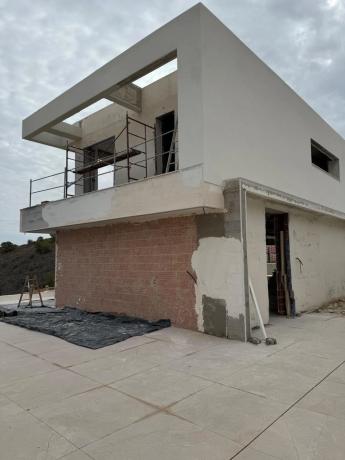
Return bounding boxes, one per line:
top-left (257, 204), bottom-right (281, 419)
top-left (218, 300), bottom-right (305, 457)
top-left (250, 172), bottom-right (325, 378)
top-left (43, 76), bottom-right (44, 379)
top-left (22, 4), bottom-right (209, 150)
top-left (20, 167), bottom-right (225, 233)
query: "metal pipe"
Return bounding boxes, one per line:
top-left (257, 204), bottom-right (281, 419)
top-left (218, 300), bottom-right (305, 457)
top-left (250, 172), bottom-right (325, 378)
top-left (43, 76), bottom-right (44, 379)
top-left (144, 124), bottom-right (147, 178)
top-left (126, 113), bottom-right (130, 182)
top-left (31, 184), bottom-right (64, 194)
top-left (31, 171), bottom-right (65, 182)
top-left (113, 134), bottom-right (116, 187)
top-left (127, 115), bottom-right (155, 130)
top-left (76, 130), bottom-right (177, 170)
top-left (63, 167), bottom-right (67, 199)
top-left (249, 279), bottom-right (267, 340)
top-left (29, 179), bottom-right (32, 207)
top-left (127, 131), bottom-right (146, 140)
top-left (115, 125), bottom-right (126, 142)
top-left (65, 143), bottom-right (69, 198)
top-left (27, 119), bottom-right (178, 204)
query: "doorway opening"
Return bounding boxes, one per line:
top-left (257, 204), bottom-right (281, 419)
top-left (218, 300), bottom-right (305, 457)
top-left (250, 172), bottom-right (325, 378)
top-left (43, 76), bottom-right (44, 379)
top-left (155, 111), bottom-right (176, 174)
top-left (265, 212), bottom-right (294, 317)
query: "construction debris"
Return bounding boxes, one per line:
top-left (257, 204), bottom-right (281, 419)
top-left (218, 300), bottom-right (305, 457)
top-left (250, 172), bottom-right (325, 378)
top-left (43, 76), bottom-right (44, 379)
top-left (312, 299), bottom-right (345, 316)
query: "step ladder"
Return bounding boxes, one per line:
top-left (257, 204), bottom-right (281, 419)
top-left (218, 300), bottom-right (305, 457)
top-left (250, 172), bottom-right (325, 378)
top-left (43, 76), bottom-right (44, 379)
top-left (17, 275), bottom-right (44, 309)
top-left (165, 117), bottom-right (178, 173)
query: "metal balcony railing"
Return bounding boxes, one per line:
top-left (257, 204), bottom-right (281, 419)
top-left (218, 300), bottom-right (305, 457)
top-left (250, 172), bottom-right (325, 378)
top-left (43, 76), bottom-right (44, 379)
top-left (28, 114), bottom-right (178, 207)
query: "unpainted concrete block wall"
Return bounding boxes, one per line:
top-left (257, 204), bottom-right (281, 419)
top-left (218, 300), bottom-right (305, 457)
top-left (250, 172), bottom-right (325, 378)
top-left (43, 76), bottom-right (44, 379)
top-left (290, 212), bottom-right (345, 311)
top-left (246, 195), bottom-right (345, 321)
top-left (55, 216), bottom-right (198, 329)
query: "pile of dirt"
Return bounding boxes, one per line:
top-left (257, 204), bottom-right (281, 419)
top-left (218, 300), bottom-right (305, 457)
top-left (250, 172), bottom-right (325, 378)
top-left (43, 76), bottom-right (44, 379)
top-left (0, 239), bottom-right (55, 295)
top-left (313, 299), bottom-right (345, 315)
top-left (0, 307), bottom-right (170, 348)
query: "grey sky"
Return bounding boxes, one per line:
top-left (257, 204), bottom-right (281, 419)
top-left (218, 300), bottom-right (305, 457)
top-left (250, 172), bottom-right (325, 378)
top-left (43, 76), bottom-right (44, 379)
top-left (0, 0), bottom-right (344, 243)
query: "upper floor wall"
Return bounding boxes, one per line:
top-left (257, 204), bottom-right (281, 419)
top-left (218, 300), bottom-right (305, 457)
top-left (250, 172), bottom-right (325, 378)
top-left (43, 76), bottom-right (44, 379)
top-left (73, 72), bottom-right (177, 188)
top-left (198, 8), bottom-right (345, 215)
top-left (77, 72), bottom-right (177, 148)
top-left (22, 4), bottom-right (345, 217)
top-left (22, 4), bottom-right (205, 180)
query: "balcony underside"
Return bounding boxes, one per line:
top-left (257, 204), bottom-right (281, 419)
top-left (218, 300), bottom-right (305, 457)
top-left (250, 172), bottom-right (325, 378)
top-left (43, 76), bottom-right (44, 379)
top-left (21, 167), bottom-right (225, 233)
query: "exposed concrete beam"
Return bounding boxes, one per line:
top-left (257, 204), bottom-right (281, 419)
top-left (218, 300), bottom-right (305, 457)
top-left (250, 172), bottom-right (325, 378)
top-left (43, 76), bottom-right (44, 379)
top-left (105, 83), bottom-right (142, 112)
top-left (23, 43), bottom-right (176, 139)
top-left (31, 132), bottom-right (68, 150)
top-left (237, 177), bottom-right (345, 222)
top-left (46, 122), bottom-right (82, 140)
top-left (21, 0), bottom-right (194, 141)
top-left (31, 132), bottom-right (84, 154)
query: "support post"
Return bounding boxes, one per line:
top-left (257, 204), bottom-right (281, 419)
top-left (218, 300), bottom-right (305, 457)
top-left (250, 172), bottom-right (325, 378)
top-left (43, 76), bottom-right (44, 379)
top-left (63, 167), bottom-right (67, 199)
top-left (64, 143), bottom-right (69, 198)
top-left (126, 113), bottom-right (130, 182)
top-left (144, 125), bottom-right (147, 178)
top-left (29, 179), bottom-right (32, 207)
top-left (153, 126), bottom-right (157, 174)
top-left (113, 137), bottom-right (116, 187)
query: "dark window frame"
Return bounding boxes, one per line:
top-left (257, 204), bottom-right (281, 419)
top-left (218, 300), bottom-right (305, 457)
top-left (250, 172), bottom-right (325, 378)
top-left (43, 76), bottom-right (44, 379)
top-left (311, 139), bottom-right (340, 180)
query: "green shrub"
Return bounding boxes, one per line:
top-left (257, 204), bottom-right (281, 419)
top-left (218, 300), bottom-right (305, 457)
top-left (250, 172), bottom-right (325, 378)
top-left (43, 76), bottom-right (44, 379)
top-left (42, 271), bottom-right (55, 287)
top-left (35, 237), bottom-right (54, 254)
top-left (1, 241), bottom-right (17, 253)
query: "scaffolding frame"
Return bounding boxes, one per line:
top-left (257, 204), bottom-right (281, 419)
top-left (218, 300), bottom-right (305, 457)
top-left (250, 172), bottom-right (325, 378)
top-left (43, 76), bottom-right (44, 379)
top-left (28, 114), bottom-right (178, 206)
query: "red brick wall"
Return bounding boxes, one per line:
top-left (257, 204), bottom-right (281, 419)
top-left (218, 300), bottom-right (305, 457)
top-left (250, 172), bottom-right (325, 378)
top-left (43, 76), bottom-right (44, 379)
top-left (55, 216), bottom-right (198, 330)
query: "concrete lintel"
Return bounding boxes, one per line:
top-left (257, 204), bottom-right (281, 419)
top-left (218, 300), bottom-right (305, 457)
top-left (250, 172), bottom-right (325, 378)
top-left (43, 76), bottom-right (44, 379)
top-left (46, 122), bottom-right (82, 141)
top-left (236, 177), bottom-right (345, 222)
top-left (106, 83), bottom-right (142, 112)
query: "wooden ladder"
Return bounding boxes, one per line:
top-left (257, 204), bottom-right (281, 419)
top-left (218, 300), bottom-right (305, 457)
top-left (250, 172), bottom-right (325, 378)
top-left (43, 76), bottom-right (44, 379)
top-left (17, 275), bottom-right (44, 309)
top-left (165, 117), bottom-right (178, 173)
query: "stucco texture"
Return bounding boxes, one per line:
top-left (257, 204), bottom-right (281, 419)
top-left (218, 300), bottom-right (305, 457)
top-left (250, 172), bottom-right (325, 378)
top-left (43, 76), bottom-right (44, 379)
top-left (246, 195), bottom-right (345, 323)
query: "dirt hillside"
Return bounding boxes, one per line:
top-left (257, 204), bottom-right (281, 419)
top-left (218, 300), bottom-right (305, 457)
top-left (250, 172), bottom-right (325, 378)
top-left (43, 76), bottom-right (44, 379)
top-left (0, 238), bottom-right (55, 295)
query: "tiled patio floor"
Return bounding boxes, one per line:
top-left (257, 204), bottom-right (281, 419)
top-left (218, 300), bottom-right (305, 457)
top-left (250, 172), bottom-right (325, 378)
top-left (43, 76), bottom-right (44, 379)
top-left (0, 311), bottom-right (344, 459)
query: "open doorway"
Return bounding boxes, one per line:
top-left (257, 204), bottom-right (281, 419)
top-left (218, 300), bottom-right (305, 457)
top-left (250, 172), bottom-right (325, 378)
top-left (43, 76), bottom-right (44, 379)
top-left (155, 111), bottom-right (176, 174)
top-left (81, 137), bottom-right (115, 193)
top-left (265, 212), bottom-right (294, 317)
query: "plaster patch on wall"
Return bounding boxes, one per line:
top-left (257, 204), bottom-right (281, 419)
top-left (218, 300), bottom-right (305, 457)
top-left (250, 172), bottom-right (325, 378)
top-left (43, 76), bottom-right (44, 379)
top-left (202, 295), bottom-right (226, 337)
top-left (191, 236), bottom-right (246, 336)
top-left (196, 214), bottom-right (224, 240)
top-left (227, 314), bottom-right (246, 341)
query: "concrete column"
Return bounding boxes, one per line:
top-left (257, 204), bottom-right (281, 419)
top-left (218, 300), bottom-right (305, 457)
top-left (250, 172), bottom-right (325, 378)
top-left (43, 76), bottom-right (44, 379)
top-left (192, 179), bottom-right (249, 341)
top-left (223, 180), bottom-right (249, 341)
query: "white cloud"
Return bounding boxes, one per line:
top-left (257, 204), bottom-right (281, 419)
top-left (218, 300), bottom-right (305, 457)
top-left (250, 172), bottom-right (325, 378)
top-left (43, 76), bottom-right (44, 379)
top-left (0, 0), bottom-right (344, 243)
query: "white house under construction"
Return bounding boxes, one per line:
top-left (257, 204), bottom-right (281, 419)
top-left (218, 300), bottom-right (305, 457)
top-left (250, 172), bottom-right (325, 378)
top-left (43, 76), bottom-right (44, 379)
top-left (21, 4), bottom-right (345, 341)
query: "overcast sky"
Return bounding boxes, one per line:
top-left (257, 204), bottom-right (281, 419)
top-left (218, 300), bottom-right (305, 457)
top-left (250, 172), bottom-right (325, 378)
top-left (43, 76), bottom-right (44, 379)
top-left (0, 0), bottom-right (344, 244)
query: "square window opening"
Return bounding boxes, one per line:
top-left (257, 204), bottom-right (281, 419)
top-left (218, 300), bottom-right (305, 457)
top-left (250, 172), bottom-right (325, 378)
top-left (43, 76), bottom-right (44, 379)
top-left (311, 140), bottom-right (339, 180)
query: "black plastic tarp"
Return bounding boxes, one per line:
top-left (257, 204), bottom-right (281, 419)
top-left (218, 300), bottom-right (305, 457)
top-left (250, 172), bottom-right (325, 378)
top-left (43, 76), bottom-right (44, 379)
top-left (0, 307), bottom-right (170, 349)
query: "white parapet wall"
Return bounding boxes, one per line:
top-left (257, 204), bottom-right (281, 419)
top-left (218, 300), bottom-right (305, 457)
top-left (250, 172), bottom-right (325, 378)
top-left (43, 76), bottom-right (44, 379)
top-left (20, 166), bottom-right (225, 233)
